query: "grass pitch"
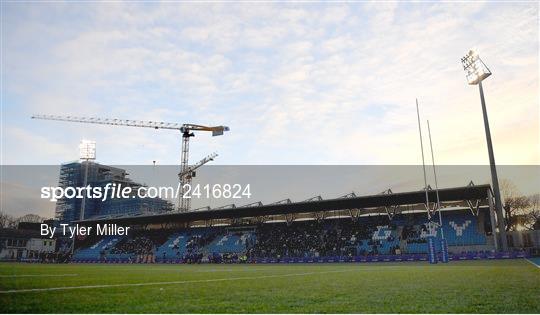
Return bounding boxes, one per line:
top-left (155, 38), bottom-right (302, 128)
top-left (1, 259), bottom-right (539, 313)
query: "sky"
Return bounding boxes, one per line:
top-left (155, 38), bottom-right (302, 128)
top-left (1, 2), bottom-right (539, 166)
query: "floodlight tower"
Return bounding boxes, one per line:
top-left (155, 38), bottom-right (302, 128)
top-left (79, 140), bottom-right (96, 221)
top-left (461, 50), bottom-right (507, 251)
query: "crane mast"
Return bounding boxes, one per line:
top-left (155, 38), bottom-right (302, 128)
top-left (180, 130), bottom-right (193, 211)
top-left (31, 114), bottom-right (229, 212)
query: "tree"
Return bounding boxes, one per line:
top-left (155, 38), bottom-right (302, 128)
top-left (0, 212), bottom-right (49, 229)
top-left (0, 211), bottom-right (16, 228)
top-left (15, 214), bottom-right (46, 224)
top-left (500, 179), bottom-right (531, 231)
top-left (525, 194), bottom-right (540, 230)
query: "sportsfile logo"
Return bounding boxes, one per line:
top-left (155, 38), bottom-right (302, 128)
top-left (41, 183), bottom-right (134, 202)
top-left (40, 183), bottom-right (252, 201)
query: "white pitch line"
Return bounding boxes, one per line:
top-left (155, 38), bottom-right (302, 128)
top-left (0, 273), bottom-right (78, 278)
top-left (0, 269), bottom-right (358, 294)
top-left (524, 258), bottom-right (540, 269)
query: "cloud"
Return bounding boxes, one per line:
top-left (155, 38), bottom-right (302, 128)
top-left (1, 1), bottom-right (538, 170)
top-left (2, 128), bottom-right (74, 164)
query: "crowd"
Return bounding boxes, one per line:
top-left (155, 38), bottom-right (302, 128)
top-left (401, 224), bottom-right (429, 244)
top-left (112, 236), bottom-right (155, 255)
top-left (71, 215), bottom-right (475, 263)
top-left (107, 229), bottom-right (171, 261)
top-left (180, 232), bottom-right (219, 263)
top-left (246, 217), bottom-right (396, 259)
top-left (21, 251), bottom-right (72, 263)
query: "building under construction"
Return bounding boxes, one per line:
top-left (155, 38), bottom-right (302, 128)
top-left (55, 162), bottom-right (173, 223)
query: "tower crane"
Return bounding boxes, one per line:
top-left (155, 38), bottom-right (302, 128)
top-left (31, 114), bottom-right (229, 212)
top-left (179, 152), bottom-right (217, 179)
top-left (178, 152), bottom-right (217, 211)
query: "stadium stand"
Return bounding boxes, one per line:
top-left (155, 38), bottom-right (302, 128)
top-left (72, 209), bottom-right (501, 263)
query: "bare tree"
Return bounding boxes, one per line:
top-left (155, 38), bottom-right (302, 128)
top-left (0, 212), bottom-right (49, 229)
top-left (525, 194), bottom-right (540, 230)
top-left (500, 179), bottom-right (531, 231)
top-left (15, 214), bottom-right (46, 224)
top-left (500, 179), bottom-right (519, 201)
top-left (0, 211), bottom-right (17, 228)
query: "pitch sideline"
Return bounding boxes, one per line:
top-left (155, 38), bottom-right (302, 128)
top-left (524, 258), bottom-right (540, 268)
top-left (0, 268), bottom-right (365, 294)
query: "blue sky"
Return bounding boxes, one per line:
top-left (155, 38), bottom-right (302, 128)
top-left (1, 2), bottom-right (538, 165)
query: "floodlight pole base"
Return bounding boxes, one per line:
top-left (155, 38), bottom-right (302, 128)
top-left (478, 81), bottom-right (507, 251)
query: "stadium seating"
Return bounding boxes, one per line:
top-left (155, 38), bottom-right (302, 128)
top-left (401, 212), bottom-right (487, 253)
top-left (73, 236), bottom-right (124, 261)
top-left (154, 228), bottom-right (216, 262)
top-left (205, 231), bottom-right (254, 254)
top-left (72, 210), bottom-right (491, 262)
top-left (156, 232), bottom-right (189, 260)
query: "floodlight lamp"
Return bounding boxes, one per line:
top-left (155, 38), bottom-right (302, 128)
top-left (461, 49), bottom-right (491, 85)
top-left (79, 139), bottom-right (96, 160)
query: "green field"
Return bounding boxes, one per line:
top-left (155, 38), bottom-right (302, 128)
top-left (1, 259), bottom-right (539, 313)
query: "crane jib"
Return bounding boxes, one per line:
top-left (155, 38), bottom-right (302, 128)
top-left (31, 114), bottom-right (229, 134)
